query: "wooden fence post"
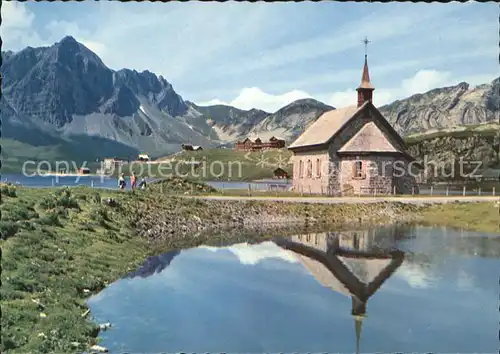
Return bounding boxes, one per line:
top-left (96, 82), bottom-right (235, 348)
top-left (430, 185), bottom-right (433, 196)
top-left (463, 185), bottom-right (466, 196)
top-left (412, 186), bottom-right (415, 196)
top-left (446, 186), bottom-right (449, 196)
top-left (393, 185), bottom-right (396, 195)
top-left (478, 187), bottom-right (481, 196)
top-left (493, 187), bottom-right (495, 196)
top-left (248, 183), bottom-right (251, 196)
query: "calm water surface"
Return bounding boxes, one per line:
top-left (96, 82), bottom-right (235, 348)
top-left (1, 173), bottom-right (286, 190)
top-left (87, 225), bottom-right (499, 353)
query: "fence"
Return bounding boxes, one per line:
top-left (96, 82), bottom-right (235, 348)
top-left (236, 183), bottom-right (499, 197)
top-left (30, 178), bottom-right (500, 198)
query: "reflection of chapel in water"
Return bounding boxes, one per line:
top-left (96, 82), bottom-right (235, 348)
top-left (274, 229), bottom-right (405, 354)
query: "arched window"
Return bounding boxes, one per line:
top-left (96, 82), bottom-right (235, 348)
top-left (299, 160), bottom-right (304, 178)
top-left (307, 160), bottom-right (312, 178)
top-left (316, 158), bottom-right (321, 177)
top-left (353, 160), bottom-right (365, 179)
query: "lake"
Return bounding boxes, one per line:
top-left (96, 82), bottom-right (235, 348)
top-left (0, 173), bottom-right (288, 191)
top-left (87, 225), bottom-right (499, 353)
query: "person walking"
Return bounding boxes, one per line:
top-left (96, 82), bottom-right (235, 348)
top-left (131, 173), bottom-right (137, 190)
top-left (139, 177), bottom-right (147, 190)
top-left (118, 173), bottom-right (126, 190)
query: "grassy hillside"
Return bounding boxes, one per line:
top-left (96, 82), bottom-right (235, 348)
top-left (118, 148), bottom-right (294, 181)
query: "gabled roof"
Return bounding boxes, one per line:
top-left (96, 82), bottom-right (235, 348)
top-left (289, 101), bottom-right (407, 151)
top-left (338, 122), bottom-right (399, 153)
top-left (288, 102), bottom-right (367, 149)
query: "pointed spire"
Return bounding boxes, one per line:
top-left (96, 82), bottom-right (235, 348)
top-left (358, 54), bottom-right (374, 90)
top-left (356, 39), bottom-right (375, 107)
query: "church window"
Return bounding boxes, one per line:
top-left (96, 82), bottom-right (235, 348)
top-left (316, 158), bottom-right (321, 177)
top-left (353, 160), bottom-right (366, 179)
top-left (299, 160), bottom-right (304, 178)
top-left (307, 160), bottom-right (312, 178)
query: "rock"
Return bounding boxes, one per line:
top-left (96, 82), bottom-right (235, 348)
top-left (99, 322), bottom-right (112, 331)
top-left (103, 198), bottom-right (118, 207)
top-left (31, 298), bottom-right (45, 309)
top-left (90, 344), bottom-right (108, 353)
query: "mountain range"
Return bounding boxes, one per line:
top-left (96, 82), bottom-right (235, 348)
top-left (1, 36), bottom-right (499, 163)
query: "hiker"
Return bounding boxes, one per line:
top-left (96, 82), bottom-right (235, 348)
top-left (139, 177), bottom-right (147, 190)
top-left (118, 173), bottom-right (126, 190)
top-left (131, 173), bottom-right (137, 190)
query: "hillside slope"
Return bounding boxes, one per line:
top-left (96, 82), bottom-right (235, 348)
top-left (379, 79), bottom-right (499, 136)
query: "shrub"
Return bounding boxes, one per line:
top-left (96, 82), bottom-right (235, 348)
top-left (0, 183), bottom-right (17, 198)
top-left (92, 192), bottom-right (102, 204)
top-left (78, 222), bottom-right (95, 232)
top-left (76, 194), bottom-right (87, 201)
top-left (39, 212), bottom-right (62, 227)
top-left (0, 221), bottom-right (20, 240)
top-left (39, 189), bottom-right (80, 211)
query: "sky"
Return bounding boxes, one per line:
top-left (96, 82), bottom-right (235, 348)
top-left (2, 1), bottom-right (498, 112)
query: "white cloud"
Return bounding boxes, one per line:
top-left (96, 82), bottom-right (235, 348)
top-left (396, 264), bottom-right (434, 289)
top-left (79, 40), bottom-right (107, 58)
top-left (401, 70), bottom-right (452, 95)
top-left (0, 2), bottom-right (44, 50)
top-left (198, 241), bottom-right (298, 265)
top-left (199, 87), bottom-right (313, 113)
top-left (326, 70), bottom-right (453, 108)
top-left (205, 70), bottom-right (496, 111)
top-left (45, 20), bottom-right (107, 58)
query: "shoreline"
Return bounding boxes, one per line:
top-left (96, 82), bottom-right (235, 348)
top-left (1, 183), bottom-right (499, 353)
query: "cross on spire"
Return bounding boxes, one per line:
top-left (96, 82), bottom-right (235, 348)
top-left (356, 36), bottom-right (374, 107)
top-left (362, 36), bottom-right (370, 57)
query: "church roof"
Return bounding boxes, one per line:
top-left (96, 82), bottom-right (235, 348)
top-left (288, 102), bottom-right (367, 149)
top-left (338, 121), bottom-right (399, 153)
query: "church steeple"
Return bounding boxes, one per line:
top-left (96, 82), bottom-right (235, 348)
top-left (356, 37), bottom-right (374, 107)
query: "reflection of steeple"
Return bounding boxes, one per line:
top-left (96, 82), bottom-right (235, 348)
top-left (273, 231), bottom-right (405, 354)
top-left (124, 249), bottom-right (181, 279)
top-left (354, 314), bottom-right (364, 354)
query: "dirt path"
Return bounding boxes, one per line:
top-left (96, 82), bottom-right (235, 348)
top-left (192, 195), bottom-right (499, 205)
